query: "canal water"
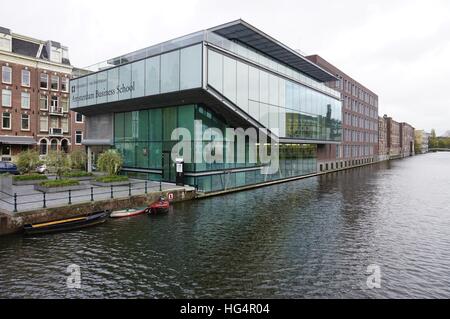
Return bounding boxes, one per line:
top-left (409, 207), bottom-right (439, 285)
top-left (1, 153), bottom-right (449, 298)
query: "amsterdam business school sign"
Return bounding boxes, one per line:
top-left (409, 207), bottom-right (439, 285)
top-left (71, 77), bottom-right (136, 104)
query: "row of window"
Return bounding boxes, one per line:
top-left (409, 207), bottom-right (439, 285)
top-left (343, 112), bottom-right (378, 131)
top-left (1, 89), bottom-right (70, 111)
top-left (0, 112), bottom-right (83, 131)
top-left (1, 66), bottom-right (69, 91)
top-left (343, 145), bottom-right (375, 158)
top-left (343, 96), bottom-right (378, 120)
top-left (343, 128), bottom-right (378, 144)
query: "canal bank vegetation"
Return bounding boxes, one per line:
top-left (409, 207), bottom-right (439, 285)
top-left (429, 129), bottom-right (450, 149)
top-left (63, 171), bottom-right (94, 178)
top-left (15, 150), bottom-right (42, 174)
top-left (95, 175), bottom-right (129, 183)
top-left (94, 150), bottom-right (129, 184)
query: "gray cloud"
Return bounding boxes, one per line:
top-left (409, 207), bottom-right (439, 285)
top-left (1, 0), bottom-right (448, 134)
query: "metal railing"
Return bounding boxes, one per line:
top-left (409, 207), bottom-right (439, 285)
top-left (0, 180), bottom-right (166, 213)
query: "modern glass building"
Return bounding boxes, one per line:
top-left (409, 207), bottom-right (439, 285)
top-left (70, 20), bottom-right (342, 193)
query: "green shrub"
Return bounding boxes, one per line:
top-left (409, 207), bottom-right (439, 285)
top-left (13, 174), bottom-right (48, 182)
top-left (97, 150), bottom-right (123, 176)
top-left (63, 171), bottom-right (93, 178)
top-left (46, 151), bottom-right (71, 179)
top-left (70, 150), bottom-right (87, 170)
top-left (95, 175), bottom-right (129, 183)
top-left (39, 179), bottom-right (80, 188)
top-left (15, 150), bottom-right (42, 174)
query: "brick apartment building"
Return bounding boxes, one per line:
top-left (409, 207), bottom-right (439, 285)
top-left (400, 122), bottom-right (415, 157)
top-left (0, 26), bottom-right (85, 162)
top-left (306, 55), bottom-right (379, 171)
top-left (385, 115), bottom-right (401, 158)
top-left (378, 116), bottom-right (389, 161)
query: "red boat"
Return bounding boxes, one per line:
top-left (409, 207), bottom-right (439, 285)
top-left (147, 197), bottom-right (170, 215)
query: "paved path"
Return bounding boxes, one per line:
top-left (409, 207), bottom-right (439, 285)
top-left (0, 180), bottom-right (188, 213)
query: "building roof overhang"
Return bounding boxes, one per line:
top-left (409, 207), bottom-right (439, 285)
top-left (208, 20), bottom-right (338, 83)
top-left (0, 136), bottom-right (36, 145)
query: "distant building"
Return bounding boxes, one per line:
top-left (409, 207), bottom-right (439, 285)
top-left (0, 26), bottom-right (85, 162)
top-left (306, 54), bottom-right (379, 171)
top-left (385, 115), bottom-right (401, 159)
top-left (400, 122), bottom-right (415, 157)
top-left (415, 130), bottom-right (430, 154)
top-left (378, 116), bottom-right (389, 161)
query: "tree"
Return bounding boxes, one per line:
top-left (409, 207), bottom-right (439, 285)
top-left (429, 129), bottom-right (438, 149)
top-left (15, 150), bottom-right (42, 174)
top-left (46, 151), bottom-right (70, 179)
top-left (97, 149), bottom-right (123, 176)
top-left (70, 149), bottom-right (87, 170)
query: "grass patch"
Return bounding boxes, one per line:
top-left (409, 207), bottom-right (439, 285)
top-left (95, 175), bottom-right (129, 183)
top-left (63, 171), bottom-right (93, 178)
top-left (14, 174), bottom-right (48, 182)
top-left (39, 179), bottom-right (80, 188)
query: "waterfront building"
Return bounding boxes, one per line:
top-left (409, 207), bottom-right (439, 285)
top-left (0, 26), bottom-right (85, 161)
top-left (306, 55), bottom-right (379, 171)
top-left (414, 130), bottom-right (430, 154)
top-left (385, 115), bottom-right (401, 159)
top-left (378, 116), bottom-right (389, 161)
top-left (400, 122), bottom-right (415, 157)
top-left (70, 20), bottom-right (343, 193)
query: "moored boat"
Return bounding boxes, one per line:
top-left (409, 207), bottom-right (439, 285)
top-left (148, 197), bottom-right (170, 215)
top-left (110, 207), bottom-right (147, 219)
top-left (23, 211), bottom-right (110, 235)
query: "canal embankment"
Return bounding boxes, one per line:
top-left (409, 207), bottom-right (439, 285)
top-left (0, 178), bottom-right (195, 236)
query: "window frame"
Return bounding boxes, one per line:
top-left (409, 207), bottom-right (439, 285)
top-left (75, 112), bottom-right (84, 123)
top-left (21, 69), bottom-right (31, 87)
top-left (39, 94), bottom-right (48, 110)
top-left (2, 112), bottom-right (11, 130)
top-left (51, 75), bottom-right (59, 91)
top-left (21, 92), bottom-right (31, 109)
top-left (2, 66), bottom-right (12, 84)
top-left (51, 95), bottom-right (59, 110)
top-left (39, 115), bottom-right (49, 132)
top-left (40, 73), bottom-right (48, 90)
top-left (75, 130), bottom-right (83, 145)
top-left (61, 77), bottom-right (69, 93)
top-left (2, 89), bottom-right (12, 107)
top-left (21, 113), bottom-right (30, 131)
top-left (61, 117), bottom-right (69, 133)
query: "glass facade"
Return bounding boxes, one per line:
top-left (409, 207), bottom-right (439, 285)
top-left (114, 104), bottom-right (317, 193)
top-left (207, 48), bottom-right (342, 141)
top-left (71, 44), bottom-right (202, 108)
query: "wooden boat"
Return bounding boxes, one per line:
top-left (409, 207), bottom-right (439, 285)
top-left (110, 207), bottom-right (147, 219)
top-left (23, 211), bottom-right (110, 235)
top-left (148, 198), bottom-right (170, 215)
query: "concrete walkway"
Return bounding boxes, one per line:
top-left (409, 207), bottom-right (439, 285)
top-left (0, 180), bottom-right (189, 213)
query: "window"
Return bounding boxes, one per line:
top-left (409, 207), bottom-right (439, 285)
top-left (1, 145), bottom-right (11, 156)
top-left (51, 96), bottom-right (59, 109)
top-left (40, 73), bottom-right (48, 89)
top-left (21, 114), bottom-right (30, 131)
top-left (2, 112), bottom-right (11, 129)
top-left (21, 92), bottom-right (30, 109)
top-left (75, 130), bottom-right (83, 145)
top-left (39, 139), bottom-right (47, 155)
top-left (50, 139), bottom-right (58, 151)
top-left (51, 75), bottom-right (59, 91)
top-left (61, 98), bottom-right (69, 113)
top-left (2, 89), bottom-right (11, 107)
top-left (61, 117), bottom-right (69, 133)
top-left (50, 117), bottom-right (58, 129)
top-left (75, 112), bottom-right (83, 123)
top-left (61, 77), bottom-right (69, 92)
top-left (40, 116), bottom-right (48, 132)
top-left (39, 94), bottom-right (48, 110)
top-left (2, 66), bottom-right (12, 84)
top-left (22, 70), bottom-right (30, 86)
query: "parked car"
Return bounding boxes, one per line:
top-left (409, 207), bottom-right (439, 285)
top-left (0, 161), bottom-right (20, 175)
top-left (36, 164), bottom-right (48, 174)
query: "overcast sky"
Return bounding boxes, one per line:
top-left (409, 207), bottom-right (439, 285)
top-left (2, 0), bottom-right (449, 134)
